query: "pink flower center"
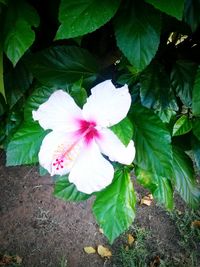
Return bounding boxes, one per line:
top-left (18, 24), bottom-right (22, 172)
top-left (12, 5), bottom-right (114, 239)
top-left (52, 119), bottom-right (101, 171)
top-left (77, 119), bottom-right (101, 144)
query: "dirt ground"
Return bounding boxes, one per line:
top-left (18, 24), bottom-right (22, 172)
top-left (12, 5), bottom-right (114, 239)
top-left (0, 150), bottom-right (199, 267)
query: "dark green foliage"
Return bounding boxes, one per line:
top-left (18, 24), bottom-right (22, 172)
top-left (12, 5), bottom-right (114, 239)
top-left (26, 46), bottom-right (100, 87)
top-left (1, 0), bottom-right (200, 243)
top-left (114, 0), bottom-right (161, 71)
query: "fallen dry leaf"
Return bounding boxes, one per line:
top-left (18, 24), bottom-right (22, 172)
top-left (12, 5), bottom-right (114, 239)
top-left (99, 228), bottom-right (104, 234)
top-left (191, 220), bottom-right (200, 229)
top-left (97, 245), bottom-right (112, 258)
top-left (140, 194), bottom-right (153, 206)
top-left (177, 210), bottom-right (182, 215)
top-left (149, 255), bottom-right (160, 267)
top-left (127, 234), bottom-right (135, 245)
top-left (15, 255), bottom-right (22, 264)
top-left (125, 245), bottom-right (129, 251)
top-left (0, 254), bottom-right (22, 266)
top-left (0, 255), bottom-right (12, 266)
top-left (84, 246), bottom-right (96, 254)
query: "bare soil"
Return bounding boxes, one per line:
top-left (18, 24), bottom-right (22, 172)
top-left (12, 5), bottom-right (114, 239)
top-left (0, 150), bottom-right (199, 267)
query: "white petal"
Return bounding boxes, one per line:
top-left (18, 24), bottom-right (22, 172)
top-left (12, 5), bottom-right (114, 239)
top-left (69, 141), bottom-right (114, 194)
top-left (82, 80), bottom-right (131, 127)
top-left (39, 131), bottom-right (82, 176)
top-left (97, 128), bottom-right (135, 165)
top-left (33, 90), bottom-right (82, 131)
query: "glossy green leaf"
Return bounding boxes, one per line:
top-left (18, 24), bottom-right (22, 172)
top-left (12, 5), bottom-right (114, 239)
top-left (191, 134), bottom-right (200, 170)
top-left (155, 108), bottom-right (176, 123)
top-left (153, 175), bottom-right (174, 209)
top-left (135, 166), bottom-right (157, 192)
top-left (145, 0), bottom-right (184, 20)
top-left (27, 46), bottom-right (99, 87)
top-left (117, 73), bottom-right (137, 87)
top-left (53, 176), bottom-right (91, 201)
top-left (136, 167), bottom-right (174, 209)
top-left (172, 146), bottom-right (200, 208)
top-left (184, 0), bottom-right (200, 32)
top-left (70, 79), bottom-right (87, 108)
top-left (172, 115), bottom-right (192, 136)
top-left (93, 169), bottom-right (136, 243)
top-left (114, 0), bottom-right (161, 71)
top-left (140, 62), bottom-right (177, 111)
top-left (110, 117), bottom-right (133, 146)
top-left (192, 118), bottom-right (200, 141)
top-left (3, 0), bottom-right (39, 66)
top-left (192, 66), bottom-right (200, 116)
top-left (4, 61), bottom-right (33, 108)
top-left (56, 0), bottom-right (120, 39)
top-left (6, 122), bottom-right (47, 166)
top-left (130, 104), bottom-right (173, 177)
top-left (171, 60), bottom-right (197, 107)
top-left (24, 85), bottom-right (59, 121)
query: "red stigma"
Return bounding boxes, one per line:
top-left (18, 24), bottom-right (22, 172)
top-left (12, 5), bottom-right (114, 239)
top-left (53, 158), bottom-right (64, 170)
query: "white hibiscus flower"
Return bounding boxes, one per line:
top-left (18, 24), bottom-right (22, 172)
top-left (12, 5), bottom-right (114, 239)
top-left (33, 80), bottom-right (135, 194)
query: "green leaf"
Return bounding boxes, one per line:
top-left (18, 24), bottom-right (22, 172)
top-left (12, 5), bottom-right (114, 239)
top-left (56, 0), bottom-right (120, 39)
top-left (6, 122), bottom-right (48, 166)
top-left (172, 146), bottom-right (200, 208)
top-left (4, 61), bottom-right (33, 108)
top-left (27, 46), bottom-right (99, 87)
top-left (39, 165), bottom-right (48, 176)
top-left (135, 166), bottom-right (157, 192)
top-left (155, 108), bottom-right (176, 123)
top-left (0, 93), bottom-right (6, 115)
top-left (140, 62), bottom-right (178, 111)
top-left (69, 79), bottom-right (87, 108)
top-left (130, 104), bottom-right (173, 177)
top-left (0, 0), bottom-right (8, 4)
top-left (191, 134), bottom-right (200, 170)
top-left (3, 110), bottom-right (23, 147)
top-left (172, 115), bottom-right (192, 136)
top-left (53, 176), bottom-right (91, 201)
top-left (110, 117), bottom-right (133, 146)
top-left (171, 60), bottom-right (197, 107)
top-left (117, 73), bottom-right (137, 87)
top-left (114, 0), bottom-right (161, 71)
top-left (192, 118), bottom-right (200, 141)
top-left (192, 66), bottom-right (200, 116)
top-left (136, 167), bottom-right (174, 209)
top-left (93, 169), bottom-right (136, 243)
top-left (145, 0), bottom-right (184, 20)
top-left (0, 40), bottom-right (5, 102)
top-left (24, 84), bottom-right (58, 121)
top-left (3, 0), bottom-right (39, 66)
top-left (184, 0), bottom-right (200, 32)
top-left (153, 175), bottom-right (174, 209)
